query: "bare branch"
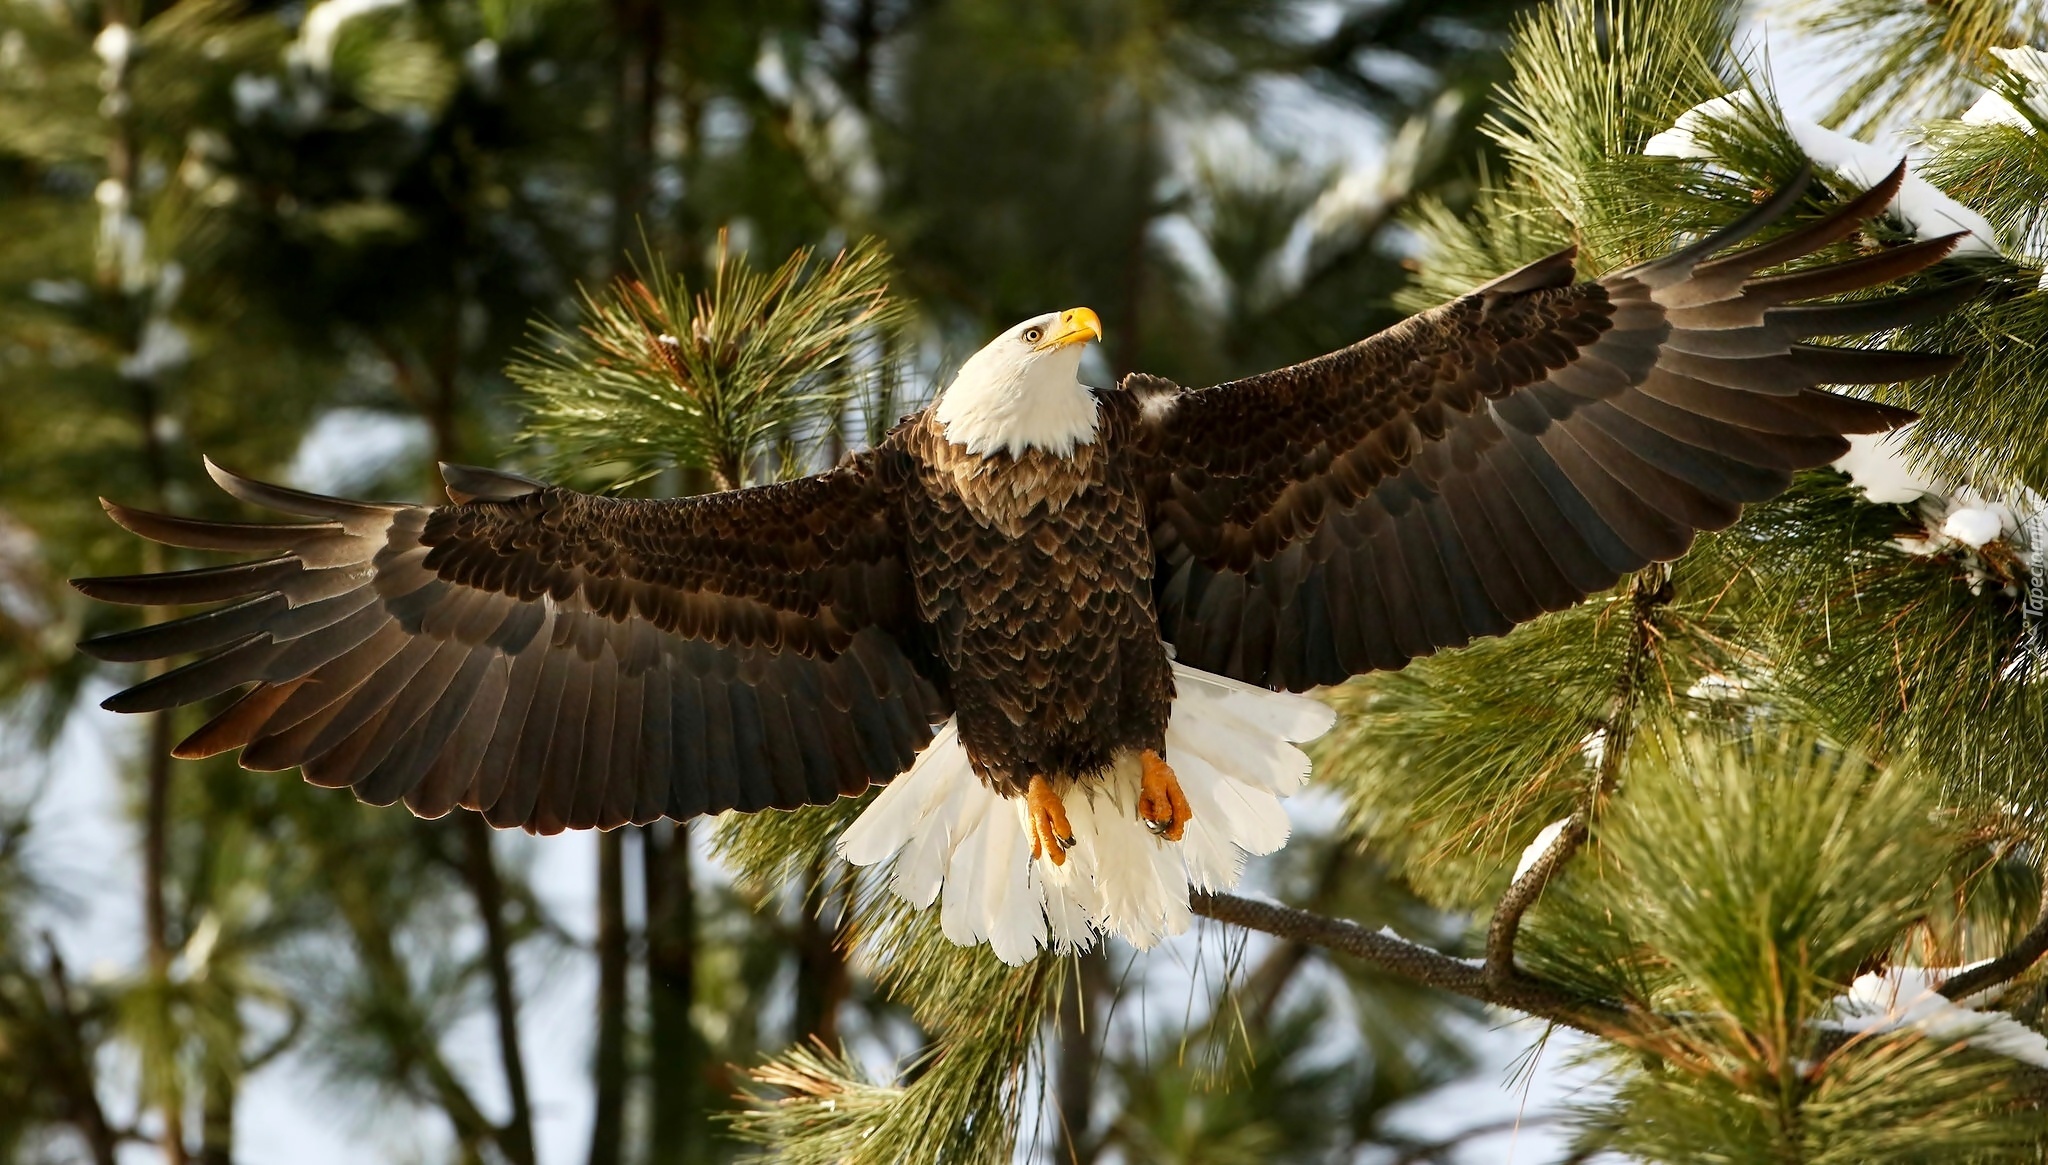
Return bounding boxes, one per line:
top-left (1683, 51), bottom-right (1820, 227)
top-left (39, 935), bottom-right (121, 1165)
top-left (309, 829), bottom-right (502, 1157)
top-left (1485, 813), bottom-right (1590, 986)
top-left (1191, 891), bottom-right (1634, 1041)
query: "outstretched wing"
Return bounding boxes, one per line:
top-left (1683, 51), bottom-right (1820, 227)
top-left (75, 457), bottom-right (946, 832)
top-left (1140, 164), bottom-right (1973, 690)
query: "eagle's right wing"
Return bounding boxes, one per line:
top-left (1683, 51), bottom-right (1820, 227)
top-left (1137, 164), bottom-right (1977, 690)
top-left (75, 456), bottom-right (947, 832)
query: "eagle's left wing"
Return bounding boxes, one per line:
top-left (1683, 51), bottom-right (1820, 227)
top-left (1137, 165), bottom-right (1974, 690)
top-left (74, 456), bottom-right (946, 832)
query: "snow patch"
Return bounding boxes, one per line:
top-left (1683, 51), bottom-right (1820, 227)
top-left (1835, 430), bottom-right (1941, 505)
top-left (27, 279), bottom-right (87, 306)
top-left (1834, 424), bottom-right (2048, 596)
top-left (1645, 92), bottom-right (1998, 255)
top-left (296, 0), bottom-right (407, 72)
top-left (464, 38), bottom-right (499, 92)
top-left (1957, 48), bottom-right (2048, 288)
top-left (1942, 505), bottom-right (2008, 548)
top-left (1964, 47), bottom-right (2048, 129)
top-left (232, 73), bottom-right (285, 121)
top-left (92, 23), bottom-right (132, 71)
top-left (1578, 726), bottom-right (1608, 769)
top-left (118, 317), bottom-right (191, 381)
top-left (1513, 818), bottom-right (1572, 883)
top-left (1828, 965), bottom-right (2048, 1069)
top-left (1686, 671), bottom-right (1753, 700)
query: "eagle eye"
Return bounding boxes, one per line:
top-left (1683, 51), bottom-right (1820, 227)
top-left (1022, 325), bottom-right (1044, 344)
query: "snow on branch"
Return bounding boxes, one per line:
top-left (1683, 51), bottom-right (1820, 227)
top-left (1962, 48), bottom-right (2048, 131)
top-left (1644, 92), bottom-right (1999, 256)
top-left (1826, 965), bottom-right (2048, 1070)
top-left (1832, 426), bottom-right (2048, 597)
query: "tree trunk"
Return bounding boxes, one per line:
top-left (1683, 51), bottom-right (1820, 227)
top-left (1110, 109), bottom-right (1158, 382)
top-left (136, 382), bottom-right (187, 1165)
top-left (588, 830), bottom-right (629, 1165)
top-left (462, 817), bottom-right (537, 1165)
top-left (791, 857), bottom-right (851, 1047)
top-left (608, 0), bottom-right (662, 261)
top-left (1056, 947), bottom-right (1111, 1165)
top-left (642, 820), bottom-right (709, 1163)
top-left (592, 7), bottom-right (658, 1155)
top-left (41, 940), bottom-right (121, 1165)
top-left (414, 327), bottom-right (539, 1165)
top-left (141, 708), bottom-right (188, 1164)
top-left (197, 1052), bottom-right (235, 1165)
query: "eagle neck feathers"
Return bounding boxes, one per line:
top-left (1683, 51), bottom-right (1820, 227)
top-left (908, 411), bottom-right (1111, 536)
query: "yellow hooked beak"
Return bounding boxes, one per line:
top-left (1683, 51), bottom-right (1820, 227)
top-left (1036, 306), bottom-right (1103, 351)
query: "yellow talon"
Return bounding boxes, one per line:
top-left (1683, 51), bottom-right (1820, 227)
top-left (1027, 775), bottom-right (1076, 865)
top-left (1138, 749), bottom-right (1192, 841)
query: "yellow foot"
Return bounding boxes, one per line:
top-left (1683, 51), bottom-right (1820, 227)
top-left (1138, 749), bottom-right (1192, 841)
top-left (1026, 775), bottom-right (1076, 866)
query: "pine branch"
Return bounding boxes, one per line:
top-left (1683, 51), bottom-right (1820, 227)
top-left (1482, 0), bottom-right (1738, 218)
top-left (1484, 567), bottom-right (1671, 984)
top-left (512, 234), bottom-right (909, 490)
top-left (1938, 878), bottom-right (2048, 1000)
top-left (729, 942), bottom-right (1065, 1165)
top-left (1189, 891), bottom-right (1636, 1041)
top-left (1197, 880), bottom-right (2048, 1112)
top-left (1779, 0), bottom-right (2045, 133)
top-left (1484, 814), bottom-right (1590, 984)
top-left (1210, 728), bottom-right (2048, 1134)
top-left (724, 806), bottom-right (1069, 1165)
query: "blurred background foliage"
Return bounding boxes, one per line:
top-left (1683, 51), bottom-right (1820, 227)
top-left (0, 0), bottom-right (1543, 1161)
top-left (12, 0), bottom-right (2048, 1160)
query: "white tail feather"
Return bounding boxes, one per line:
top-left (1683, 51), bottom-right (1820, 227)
top-left (837, 662), bottom-right (1336, 964)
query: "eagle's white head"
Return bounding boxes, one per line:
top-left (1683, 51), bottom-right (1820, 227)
top-left (935, 307), bottom-right (1103, 459)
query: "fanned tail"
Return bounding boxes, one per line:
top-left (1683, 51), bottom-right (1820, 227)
top-left (836, 663), bottom-right (1336, 964)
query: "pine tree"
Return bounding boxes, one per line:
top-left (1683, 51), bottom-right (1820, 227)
top-left (727, 0), bottom-right (2048, 1161)
top-left (53, 0), bottom-right (2048, 1159)
top-left (0, 1), bottom-right (1535, 1162)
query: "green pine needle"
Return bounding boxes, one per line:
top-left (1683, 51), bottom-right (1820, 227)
top-left (716, 803), bottom-right (1069, 1165)
top-left (1779, 0), bottom-right (2046, 135)
top-left (1726, 476), bottom-right (2048, 813)
top-left (512, 234), bottom-right (911, 490)
top-left (1484, 0), bottom-right (1737, 215)
top-left (726, 888), bottom-right (1065, 1165)
top-left (1590, 1028), bottom-right (2048, 1164)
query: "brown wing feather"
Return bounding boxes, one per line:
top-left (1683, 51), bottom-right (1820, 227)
top-left (1143, 163), bottom-right (1973, 690)
top-left (75, 455), bottom-right (947, 832)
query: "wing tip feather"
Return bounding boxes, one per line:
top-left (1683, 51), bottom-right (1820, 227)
top-left (170, 735), bottom-right (229, 761)
top-left (440, 462), bottom-right (548, 505)
top-left (1472, 245), bottom-right (1580, 296)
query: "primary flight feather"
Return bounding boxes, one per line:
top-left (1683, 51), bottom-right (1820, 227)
top-left (77, 165), bottom-right (1972, 963)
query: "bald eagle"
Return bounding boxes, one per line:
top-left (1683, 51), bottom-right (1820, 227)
top-left (78, 167), bottom-right (1972, 964)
